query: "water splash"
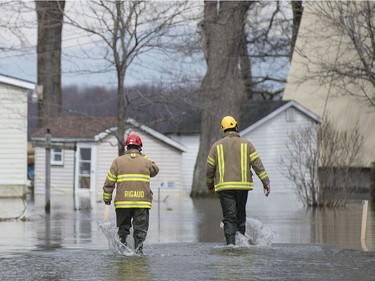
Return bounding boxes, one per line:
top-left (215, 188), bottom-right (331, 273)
top-left (244, 217), bottom-right (277, 247)
top-left (97, 221), bottom-right (135, 256)
top-left (220, 217), bottom-right (277, 247)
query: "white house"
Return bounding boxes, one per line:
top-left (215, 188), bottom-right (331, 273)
top-left (31, 116), bottom-right (187, 200)
top-left (283, 1), bottom-right (375, 169)
top-left (162, 100), bottom-right (322, 193)
top-left (0, 74), bottom-right (35, 197)
top-left (31, 100), bottom-right (321, 204)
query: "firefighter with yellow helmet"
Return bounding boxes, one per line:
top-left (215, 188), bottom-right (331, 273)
top-left (206, 116), bottom-right (271, 245)
top-left (103, 134), bottom-right (159, 254)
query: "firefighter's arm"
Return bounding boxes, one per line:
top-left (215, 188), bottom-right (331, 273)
top-left (249, 145), bottom-right (270, 196)
top-left (205, 148), bottom-right (216, 191)
top-left (103, 159), bottom-right (118, 205)
top-left (149, 160), bottom-right (159, 178)
top-left (143, 154), bottom-right (159, 177)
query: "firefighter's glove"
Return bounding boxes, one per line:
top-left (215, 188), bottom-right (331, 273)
top-left (104, 200), bottom-right (111, 205)
top-left (263, 184), bottom-right (271, 197)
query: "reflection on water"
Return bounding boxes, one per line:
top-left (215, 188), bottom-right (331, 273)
top-left (0, 191), bottom-right (374, 281)
top-left (0, 191), bottom-right (374, 252)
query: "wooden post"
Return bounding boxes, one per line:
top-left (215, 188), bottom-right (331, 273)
top-left (360, 200), bottom-right (368, 251)
top-left (371, 162), bottom-right (375, 205)
top-left (45, 128), bottom-right (51, 213)
top-left (158, 187), bottom-right (161, 243)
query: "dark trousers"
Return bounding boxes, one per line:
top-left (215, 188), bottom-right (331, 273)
top-left (218, 190), bottom-right (249, 245)
top-left (116, 208), bottom-right (149, 249)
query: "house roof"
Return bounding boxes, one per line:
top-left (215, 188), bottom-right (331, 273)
top-left (31, 100), bottom-right (320, 150)
top-left (240, 100), bottom-right (321, 136)
top-left (0, 73), bottom-right (35, 90)
top-left (151, 100), bottom-right (321, 134)
top-left (31, 116), bottom-right (117, 140)
top-left (31, 116), bottom-right (187, 152)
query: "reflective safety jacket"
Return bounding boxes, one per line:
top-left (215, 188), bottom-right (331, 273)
top-left (103, 149), bottom-right (159, 209)
top-left (205, 131), bottom-right (270, 192)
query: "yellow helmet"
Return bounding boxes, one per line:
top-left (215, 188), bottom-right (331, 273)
top-left (221, 116), bottom-right (237, 131)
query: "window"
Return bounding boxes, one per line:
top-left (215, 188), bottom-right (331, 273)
top-left (51, 148), bottom-right (63, 165)
top-left (286, 108), bottom-right (295, 122)
top-left (78, 147), bottom-right (91, 189)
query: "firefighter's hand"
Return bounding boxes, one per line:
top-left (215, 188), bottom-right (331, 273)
top-left (104, 200), bottom-right (111, 205)
top-left (263, 184), bottom-right (271, 197)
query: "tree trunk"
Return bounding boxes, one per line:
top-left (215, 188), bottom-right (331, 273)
top-left (191, 1), bottom-right (252, 197)
top-left (117, 71), bottom-right (126, 156)
top-left (35, 1), bottom-right (65, 128)
top-left (291, 1), bottom-right (303, 61)
top-left (114, 1), bottom-right (126, 156)
top-left (239, 23), bottom-right (252, 100)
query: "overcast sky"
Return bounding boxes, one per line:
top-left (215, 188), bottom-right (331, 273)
top-left (0, 1), bottom-right (204, 88)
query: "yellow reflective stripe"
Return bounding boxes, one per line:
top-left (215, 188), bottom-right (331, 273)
top-left (216, 144), bottom-right (225, 183)
top-left (206, 177), bottom-right (213, 183)
top-left (117, 174), bottom-right (150, 182)
top-left (207, 156), bottom-right (215, 167)
top-left (258, 171), bottom-right (268, 180)
top-left (215, 181), bottom-right (254, 191)
top-left (241, 143), bottom-right (248, 182)
top-left (107, 171), bottom-right (117, 182)
top-left (115, 201), bottom-right (152, 209)
top-left (103, 192), bottom-right (112, 200)
top-left (250, 152), bottom-right (259, 162)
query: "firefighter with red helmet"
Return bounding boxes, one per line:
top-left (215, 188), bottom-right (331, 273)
top-left (103, 133), bottom-right (159, 254)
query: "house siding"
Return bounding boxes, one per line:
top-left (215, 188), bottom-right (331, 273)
top-left (167, 107), bottom-right (317, 195)
top-left (283, 2), bottom-right (375, 167)
top-left (95, 135), bottom-right (118, 197)
top-left (34, 128), bottom-right (184, 197)
top-left (34, 147), bottom-right (75, 193)
top-left (242, 107), bottom-right (316, 192)
top-left (95, 130), bottom-right (184, 196)
top-left (0, 83), bottom-right (28, 196)
top-left (139, 131), bottom-right (183, 192)
top-left (168, 134), bottom-right (199, 192)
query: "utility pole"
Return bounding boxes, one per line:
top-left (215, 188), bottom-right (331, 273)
top-left (45, 128), bottom-right (51, 213)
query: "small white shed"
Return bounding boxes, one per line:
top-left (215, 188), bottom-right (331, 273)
top-left (31, 117), bottom-right (187, 200)
top-left (0, 74), bottom-right (35, 197)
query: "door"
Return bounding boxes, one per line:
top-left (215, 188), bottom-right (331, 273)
top-left (75, 144), bottom-right (96, 193)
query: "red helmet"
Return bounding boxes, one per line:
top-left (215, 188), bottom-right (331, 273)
top-left (125, 134), bottom-right (142, 147)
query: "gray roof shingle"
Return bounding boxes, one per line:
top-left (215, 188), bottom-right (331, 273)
top-left (31, 101), bottom-right (290, 139)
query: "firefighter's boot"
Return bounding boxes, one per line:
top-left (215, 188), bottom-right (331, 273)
top-left (237, 223), bottom-right (246, 236)
top-left (134, 228), bottom-right (147, 254)
top-left (225, 234), bottom-right (236, 246)
top-left (120, 235), bottom-right (127, 246)
top-left (134, 240), bottom-right (144, 254)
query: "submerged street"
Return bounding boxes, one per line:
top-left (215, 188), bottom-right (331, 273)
top-left (0, 191), bottom-right (374, 280)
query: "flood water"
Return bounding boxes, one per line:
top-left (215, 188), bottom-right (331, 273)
top-left (0, 190), bottom-right (374, 281)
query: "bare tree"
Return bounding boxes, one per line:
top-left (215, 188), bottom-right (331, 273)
top-left (244, 1), bottom-right (293, 100)
top-left (64, 0), bottom-right (191, 156)
top-left (35, 1), bottom-right (65, 128)
top-left (0, 1), bottom-right (31, 50)
top-left (191, 1), bottom-right (254, 197)
top-left (294, 1), bottom-right (375, 109)
top-left (281, 120), bottom-right (364, 207)
top-left (280, 124), bottom-right (320, 206)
